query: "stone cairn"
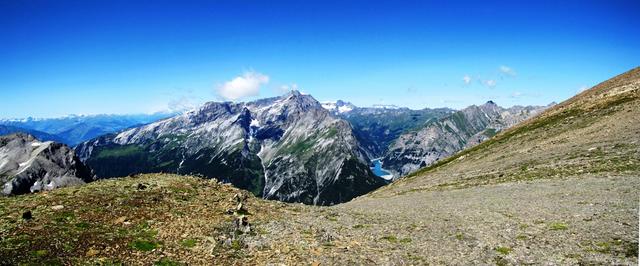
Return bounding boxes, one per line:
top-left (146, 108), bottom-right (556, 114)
top-left (232, 192), bottom-right (251, 234)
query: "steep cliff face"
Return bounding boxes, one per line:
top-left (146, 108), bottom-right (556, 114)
top-left (382, 102), bottom-right (550, 177)
top-left (76, 91), bottom-right (385, 205)
top-left (0, 133), bottom-right (94, 195)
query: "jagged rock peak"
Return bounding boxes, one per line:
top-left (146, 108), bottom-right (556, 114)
top-left (281, 90), bottom-right (319, 104)
top-left (287, 89), bottom-right (303, 97)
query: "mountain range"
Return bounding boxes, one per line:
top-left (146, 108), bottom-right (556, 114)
top-left (382, 101), bottom-right (552, 176)
top-left (324, 101), bottom-right (455, 158)
top-left (322, 99), bottom-right (550, 178)
top-left (75, 91), bottom-right (386, 205)
top-left (71, 92), bottom-right (546, 204)
top-left (0, 113), bottom-right (175, 145)
top-left (0, 91), bottom-right (548, 205)
top-left (0, 125), bottom-right (68, 144)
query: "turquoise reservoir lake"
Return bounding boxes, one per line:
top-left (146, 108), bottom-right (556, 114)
top-left (371, 159), bottom-right (393, 181)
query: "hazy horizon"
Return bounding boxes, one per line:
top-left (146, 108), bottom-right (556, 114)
top-left (0, 89), bottom-right (559, 120)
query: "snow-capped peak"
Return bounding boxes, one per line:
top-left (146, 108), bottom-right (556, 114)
top-left (321, 102), bottom-right (337, 110)
top-left (321, 100), bottom-right (356, 114)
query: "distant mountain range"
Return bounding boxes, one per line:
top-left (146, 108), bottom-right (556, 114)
top-left (0, 113), bottom-right (175, 145)
top-left (382, 101), bottom-right (552, 176)
top-left (0, 125), bottom-right (68, 144)
top-left (0, 93), bottom-right (549, 204)
top-left (321, 99), bottom-right (551, 178)
top-left (323, 101), bottom-right (456, 158)
top-left (71, 93), bottom-right (547, 204)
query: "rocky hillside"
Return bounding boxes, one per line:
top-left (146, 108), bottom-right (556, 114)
top-left (76, 91), bottom-right (385, 205)
top-left (382, 101), bottom-right (550, 177)
top-left (0, 133), bottom-right (94, 195)
top-left (0, 68), bottom-right (638, 265)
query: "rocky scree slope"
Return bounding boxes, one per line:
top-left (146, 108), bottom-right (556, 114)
top-left (382, 101), bottom-right (550, 177)
top-left (0, 133), bottom-right (94, 195)
top-left (76, 91), bottom-right (385, 205)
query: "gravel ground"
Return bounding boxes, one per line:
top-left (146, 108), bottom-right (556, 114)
top-left (252, 175), bottom-right (638, 265)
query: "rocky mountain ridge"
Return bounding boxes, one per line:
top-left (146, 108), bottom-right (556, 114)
top-left (327, 103), bottom-right (455, 158)
top-left (382, 101), bottom-right (551, 176)
top-left (74, 93), bottom-right (548, 204)
top-left (321, 99), bottom-right (549, 178)
top-left (0, 133), bottom-right (94, 195)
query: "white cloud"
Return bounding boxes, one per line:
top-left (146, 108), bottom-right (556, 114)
top-left (463, 75), bottom-right (472, 85)
top-left (217, 71), bottom-right (269, 100)
top-left (279, 83), bottom-right (299, 93)
top-left (167, 96), bottom-right (197, 112)
top-left (483, 79), bottom-right (497, 88)
top-left (577, 85), bottom-right (589, 93)
top-left (499, 65), bottom-right (516, 77)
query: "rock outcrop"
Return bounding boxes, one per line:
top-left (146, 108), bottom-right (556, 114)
top-left (0, 133), bottom-right (95, 195)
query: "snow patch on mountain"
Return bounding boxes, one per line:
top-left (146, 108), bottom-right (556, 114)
top-left (250, 119), bottom-right (260, 127)
top-left (321, 100), bottom-right (357, 114)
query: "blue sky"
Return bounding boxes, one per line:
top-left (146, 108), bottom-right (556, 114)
top-left (1, 0), bottom-right (638, 118)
